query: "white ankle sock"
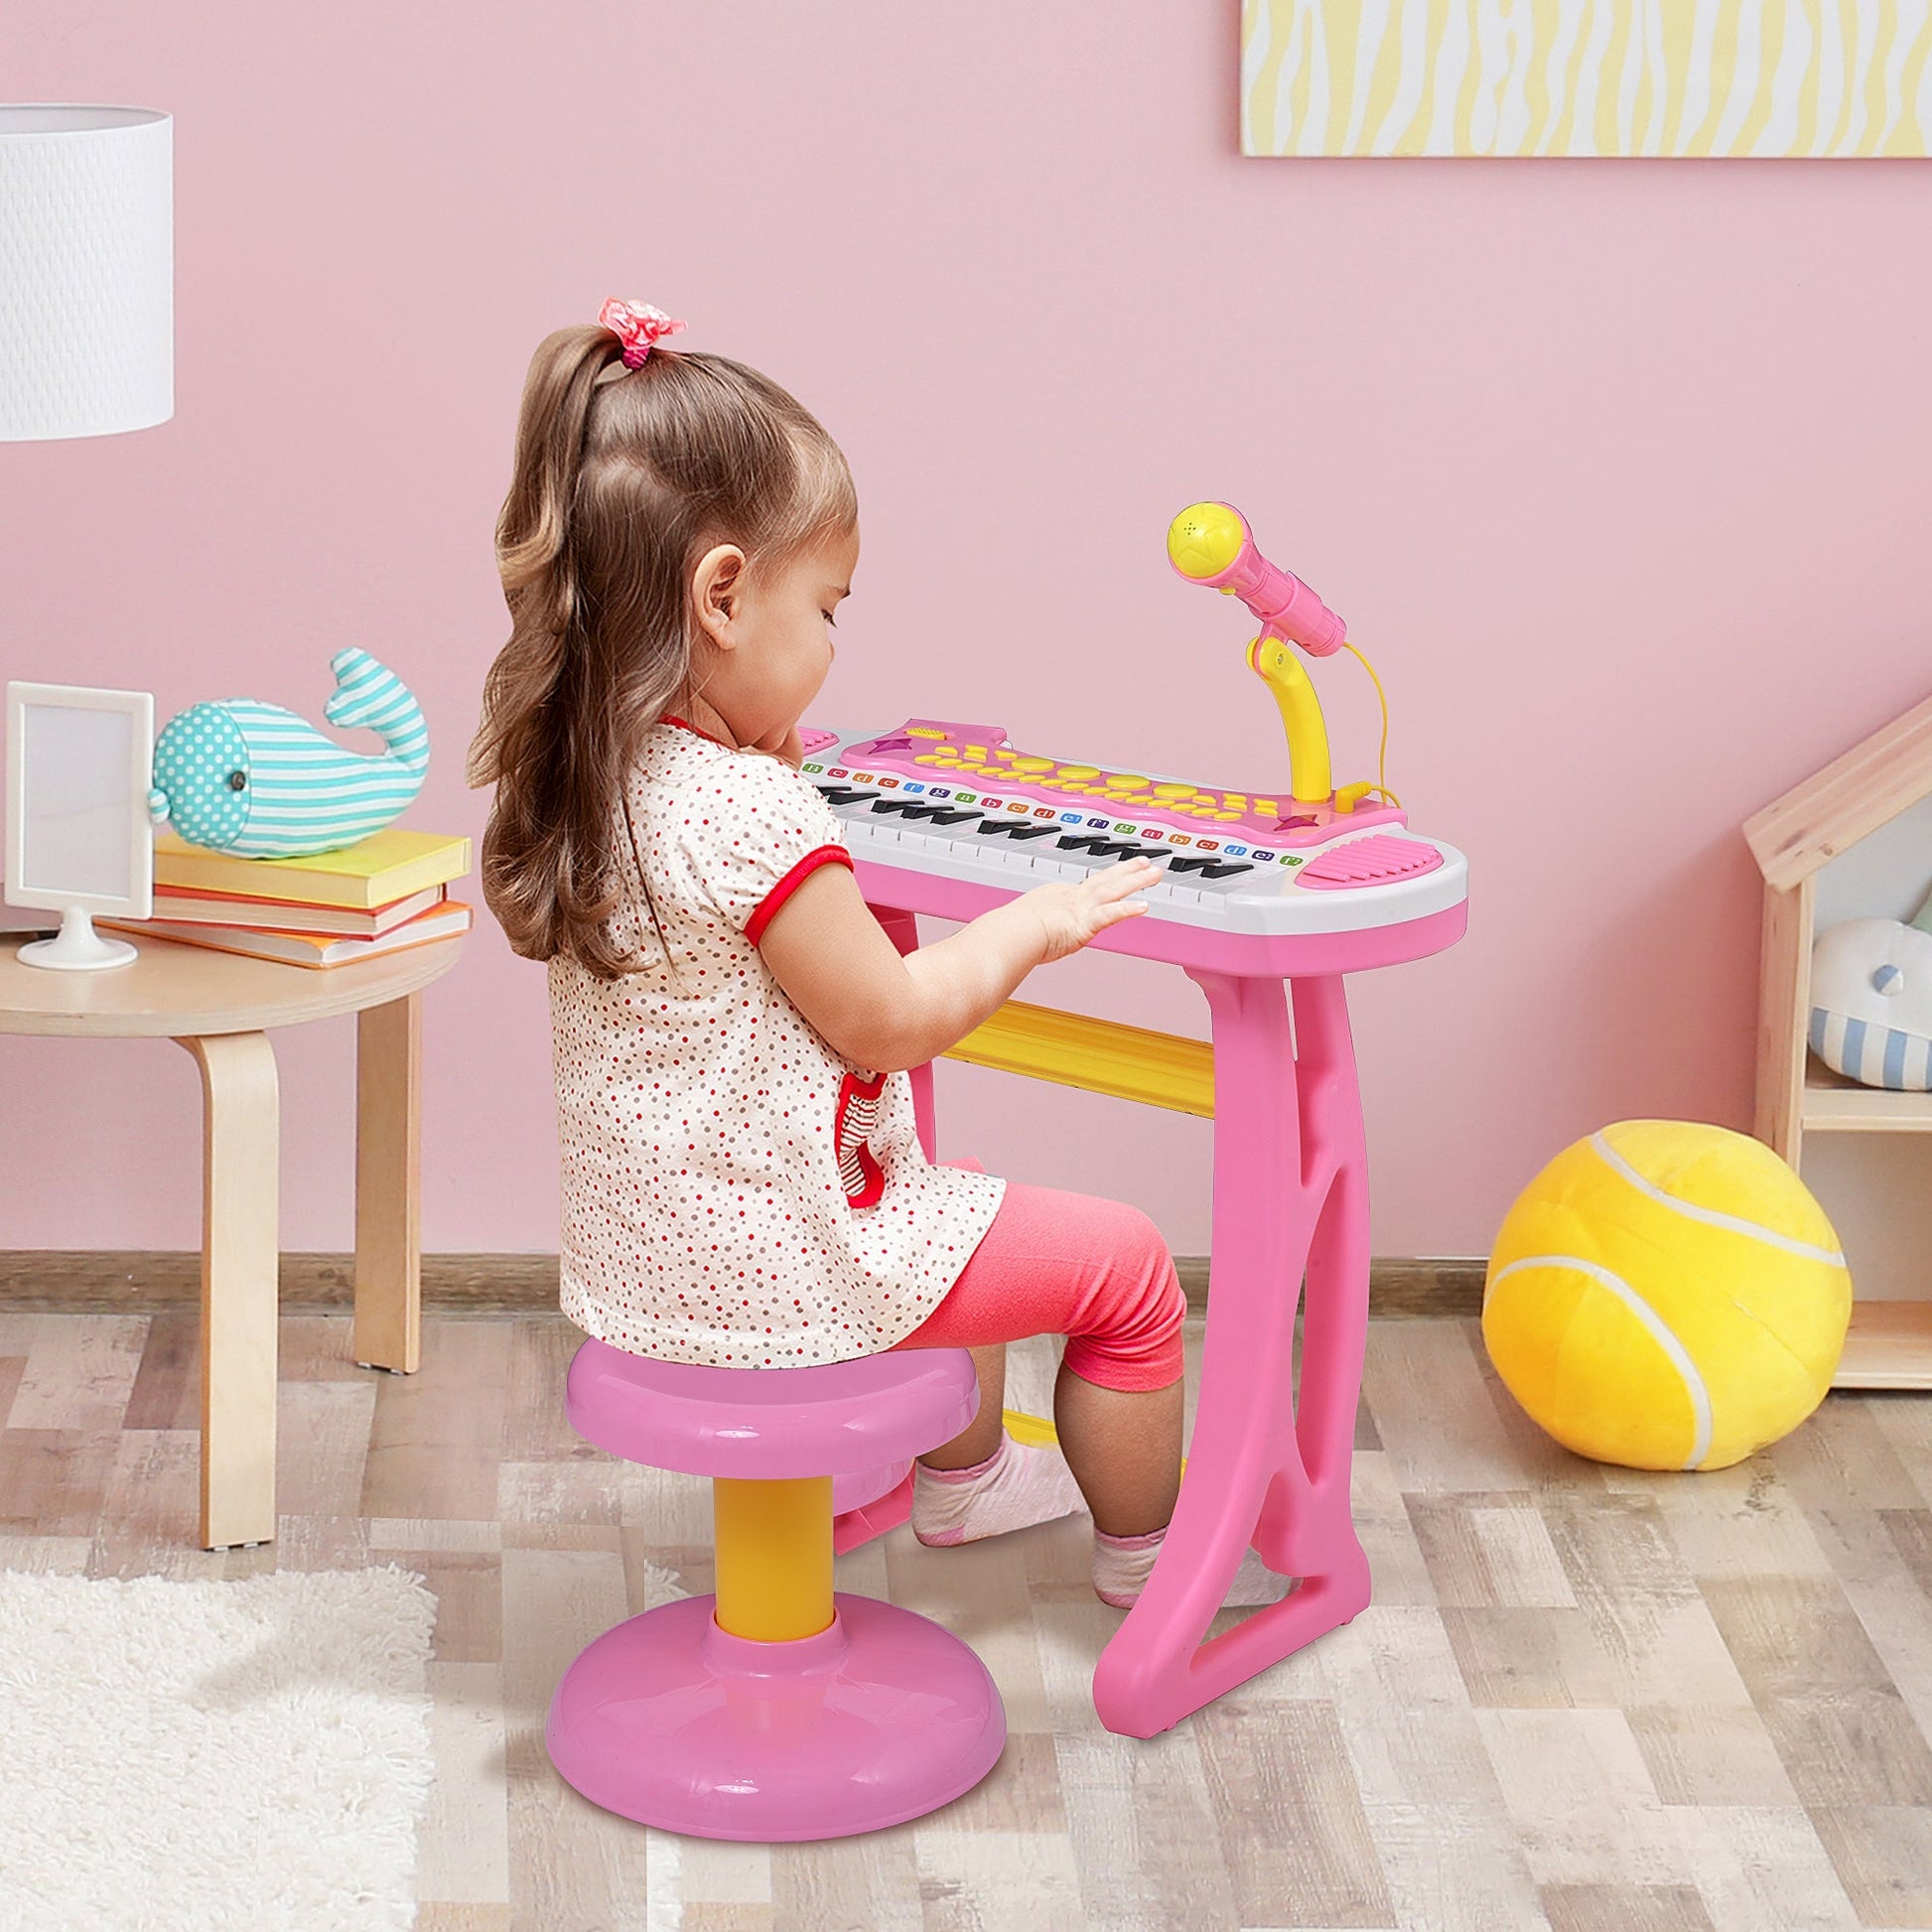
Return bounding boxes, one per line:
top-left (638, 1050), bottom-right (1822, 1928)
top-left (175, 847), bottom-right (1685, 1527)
top-left (1091, 1524), bottom-right (1292, 1609)
top-left (911, 1434), bottom-right (1087, 1547)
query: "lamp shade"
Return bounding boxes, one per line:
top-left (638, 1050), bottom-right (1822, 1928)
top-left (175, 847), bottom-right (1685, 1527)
top-left (0, 105), bottom-right (172, 442)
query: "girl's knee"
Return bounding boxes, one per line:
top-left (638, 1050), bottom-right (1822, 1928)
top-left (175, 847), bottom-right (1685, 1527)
top-left (1064, 1209), bottom-right (1185, 1388)
top-left (1124, 1254), bottom-right (1187, 1350)
top-left (1112, 1205), bottom-right (1185, 1320)
top-left (1094, 1198), bottom-right (1173, 1274)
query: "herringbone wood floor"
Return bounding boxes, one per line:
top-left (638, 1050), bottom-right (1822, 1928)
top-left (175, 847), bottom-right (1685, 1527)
top-left (3, 1305), bottom-right (1930, 1931)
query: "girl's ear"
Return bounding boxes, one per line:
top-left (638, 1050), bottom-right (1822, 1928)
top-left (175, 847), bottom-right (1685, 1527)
top-left (692, 544), bottom-right (748, 647)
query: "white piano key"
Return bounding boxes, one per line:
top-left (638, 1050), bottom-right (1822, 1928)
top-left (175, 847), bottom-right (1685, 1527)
top-left (995, 842), bottom-right (1053, 882)
top-left (885, 821), bottom-right (943, 859)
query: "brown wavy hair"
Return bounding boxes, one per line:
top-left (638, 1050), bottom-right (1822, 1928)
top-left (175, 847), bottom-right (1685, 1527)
top-left (467, 327), bottom-right (856, 977)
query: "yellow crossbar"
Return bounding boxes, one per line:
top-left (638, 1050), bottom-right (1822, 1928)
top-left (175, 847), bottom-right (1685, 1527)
top-left (942, 1000), bottom-right (1214, 1118)
top-left (1003, 1406), bottom-right (1058, 1448)
top-left (1004, 1405), bottom-right (1185, 1477)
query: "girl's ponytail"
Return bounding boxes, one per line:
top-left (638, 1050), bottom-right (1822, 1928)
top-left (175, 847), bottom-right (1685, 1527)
top-left (468, 326), bottom-right (615, 792)
top-left (492, 326), bottom-right (616, 649)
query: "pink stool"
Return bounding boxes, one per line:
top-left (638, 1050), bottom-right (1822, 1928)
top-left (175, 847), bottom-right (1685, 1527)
top-left (545, 1338), bottom-right (1007, 1841)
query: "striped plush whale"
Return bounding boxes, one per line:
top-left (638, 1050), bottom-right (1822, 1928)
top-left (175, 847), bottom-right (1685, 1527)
top-left (1810, 915), bottom-right (1932, 1093)
top-left (147, 646), bottom-right (430, 858)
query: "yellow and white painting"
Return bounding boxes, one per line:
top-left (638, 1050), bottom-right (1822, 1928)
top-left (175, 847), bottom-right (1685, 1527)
top-left (1241, 0), bottom-right (1932, 156)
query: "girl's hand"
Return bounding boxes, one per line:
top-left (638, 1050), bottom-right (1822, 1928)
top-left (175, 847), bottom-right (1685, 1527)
top-left (1022, 858), bottom-right (1160, 963)
top-left (751, 721), bottom-right (805, 767)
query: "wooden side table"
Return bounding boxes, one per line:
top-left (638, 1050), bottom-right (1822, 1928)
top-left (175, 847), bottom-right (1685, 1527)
top-left (0, 931), bottom-right (465, 1547)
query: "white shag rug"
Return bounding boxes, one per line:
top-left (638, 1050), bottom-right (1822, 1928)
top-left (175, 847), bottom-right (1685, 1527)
top-left (0, 1567), bottom-right (437, 1932)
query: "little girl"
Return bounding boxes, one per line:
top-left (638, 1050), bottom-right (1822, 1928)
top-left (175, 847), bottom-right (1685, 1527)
top-left (469, 298), bottom-right (1282, 1609)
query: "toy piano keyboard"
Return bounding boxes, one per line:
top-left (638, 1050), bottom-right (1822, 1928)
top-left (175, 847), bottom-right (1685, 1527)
top-left (798, 720), bottom-right (1467, 938)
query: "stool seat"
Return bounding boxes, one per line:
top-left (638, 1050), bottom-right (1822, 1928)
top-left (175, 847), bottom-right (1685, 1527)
top-left (565, 1337), bottom-right (979, 1480)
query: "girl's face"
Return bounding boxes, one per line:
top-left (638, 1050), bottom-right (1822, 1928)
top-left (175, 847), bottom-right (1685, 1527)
top-left (692, 523), bottom-right (858, 749)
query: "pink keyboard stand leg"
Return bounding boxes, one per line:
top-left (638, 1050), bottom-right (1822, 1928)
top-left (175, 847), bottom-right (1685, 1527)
top-left (871, 900), bottom-right (1376, 1736)
top-left (833, 1468), bottom-right (914, 1554)
top-left (1092, 970), bottom-right (1371, 1738)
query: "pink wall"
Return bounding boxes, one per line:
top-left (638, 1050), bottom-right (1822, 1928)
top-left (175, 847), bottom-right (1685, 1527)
top-left (5, 2), bottom-right (1931, 1263)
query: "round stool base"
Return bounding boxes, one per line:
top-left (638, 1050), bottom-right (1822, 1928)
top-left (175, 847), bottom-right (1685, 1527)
top-left (547, 1593), bottom-right (1006, 1842)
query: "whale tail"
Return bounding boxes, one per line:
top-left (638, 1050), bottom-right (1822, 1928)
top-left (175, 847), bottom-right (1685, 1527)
top-left (325, 646), bottom-right (431, 773)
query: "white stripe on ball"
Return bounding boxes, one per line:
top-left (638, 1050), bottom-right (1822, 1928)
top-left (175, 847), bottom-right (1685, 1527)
top-left (1587, 1133), bottom-right (1846, 1266)
top-left (1488, 1253), bottom-right (1714, 1470)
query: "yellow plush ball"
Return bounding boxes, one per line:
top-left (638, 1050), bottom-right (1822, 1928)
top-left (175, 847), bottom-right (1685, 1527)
top-left (1483, 1121), bottom-right (1851, 1470)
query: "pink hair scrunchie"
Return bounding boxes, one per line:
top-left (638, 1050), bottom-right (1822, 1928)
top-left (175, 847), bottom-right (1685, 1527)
top-left (598, 297), bottom-right (686, 368)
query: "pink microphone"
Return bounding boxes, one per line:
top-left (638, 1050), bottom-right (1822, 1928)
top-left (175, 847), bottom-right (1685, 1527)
top-left (1166, 502), bottom-right (1347, 657)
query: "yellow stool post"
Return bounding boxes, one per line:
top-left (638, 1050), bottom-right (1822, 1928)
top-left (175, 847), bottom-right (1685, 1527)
top-left (712, 1474), bottom-right (835, 1641)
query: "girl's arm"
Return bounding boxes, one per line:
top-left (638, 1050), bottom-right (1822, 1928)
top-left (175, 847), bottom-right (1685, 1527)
top-left (757, 858), bottom-right (1159, 1072)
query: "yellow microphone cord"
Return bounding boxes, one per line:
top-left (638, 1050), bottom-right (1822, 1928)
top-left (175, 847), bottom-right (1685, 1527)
top-left (1342, 640), bottom-right (1400, 809)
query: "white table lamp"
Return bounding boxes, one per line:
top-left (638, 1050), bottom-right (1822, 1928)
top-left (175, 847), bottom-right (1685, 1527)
top-left (0, 105), bottom-right (172, 968)
top-left (0, 105), bottom-right (172, 440)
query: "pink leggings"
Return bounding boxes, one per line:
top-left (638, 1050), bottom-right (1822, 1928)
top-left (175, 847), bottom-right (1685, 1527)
top-left (889, 1179), bottom-right (1186, 1393)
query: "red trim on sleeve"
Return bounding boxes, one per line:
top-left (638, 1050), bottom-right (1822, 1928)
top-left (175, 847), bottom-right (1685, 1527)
top-left (660, 714), bottom-right (734, 748)
top-left (746, 843), bottom-right (854, 945)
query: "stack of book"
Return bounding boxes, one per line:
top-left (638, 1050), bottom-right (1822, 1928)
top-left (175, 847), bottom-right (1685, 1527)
top-left (103, 828), bottom-right (474, 968)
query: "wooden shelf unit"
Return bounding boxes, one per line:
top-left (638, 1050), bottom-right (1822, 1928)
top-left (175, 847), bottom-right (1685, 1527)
top-left (1804, 1060), bottom-right (1932, 1134)
top-left (1746, 697), bottom-right (1932, 1390)
top-left (1839, 1301), bottom-right (1932, 1390)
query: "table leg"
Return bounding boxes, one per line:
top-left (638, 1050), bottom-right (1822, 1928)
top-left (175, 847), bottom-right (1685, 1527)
top-left (870, 904), bottom-right (937, 1160)
top-left (1091, 971), bottom-right (1372, 1737)
top-left (352, 991), bottom-right (423, 1374)
top-left (177, 1032), bottom-right (280, 1551)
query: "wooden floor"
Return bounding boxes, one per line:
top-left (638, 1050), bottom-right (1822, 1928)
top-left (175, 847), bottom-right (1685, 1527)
top-left (4, 1307), bottom-right (1932, 1932)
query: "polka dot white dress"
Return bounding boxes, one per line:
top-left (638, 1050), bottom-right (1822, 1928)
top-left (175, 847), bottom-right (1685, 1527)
top-left (548, 718), bottom-right (1008, 1368)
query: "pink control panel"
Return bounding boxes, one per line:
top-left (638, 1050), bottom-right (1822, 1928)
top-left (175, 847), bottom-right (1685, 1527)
top-left (810, 718), bottom-right (1407, 852)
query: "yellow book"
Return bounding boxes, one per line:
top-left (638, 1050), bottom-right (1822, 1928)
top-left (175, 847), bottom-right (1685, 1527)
top-left (151, 828), bottom-right (472, 911)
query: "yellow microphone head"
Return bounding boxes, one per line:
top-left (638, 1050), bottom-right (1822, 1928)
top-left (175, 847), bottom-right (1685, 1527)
top-left (1167, 501), bottom-right (1248, 580)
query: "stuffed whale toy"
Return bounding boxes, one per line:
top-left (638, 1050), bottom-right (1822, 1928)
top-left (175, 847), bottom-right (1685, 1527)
top-left (148, 646), bottom-right (429, 859)
top-left (1810, 906), bottom-right (1932, 1091)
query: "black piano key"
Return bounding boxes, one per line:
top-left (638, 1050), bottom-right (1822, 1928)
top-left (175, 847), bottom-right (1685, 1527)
top-left (816, 785), bottom-right (878, 806)
top-left (974, 820), bottom-right (1023, 836)
top-left (1165, 856), bottom-right (1211, 873)
top-left (1056, 835), bottom-right (1108, 852)
top-left (928, 809), bottom-right (981, 826)
top-left (896, 804), bottom-right (947, 819)
top-left (1200, 862), bottom-right (1254, 880)
top-left (869, 798), bottom-right (916, 815)
top-left (1006, 825), bottom-right (1060, 840)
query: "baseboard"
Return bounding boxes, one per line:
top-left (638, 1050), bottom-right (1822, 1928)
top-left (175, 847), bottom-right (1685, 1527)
top-left (0, 1251), bottom-right (1487, 1319)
